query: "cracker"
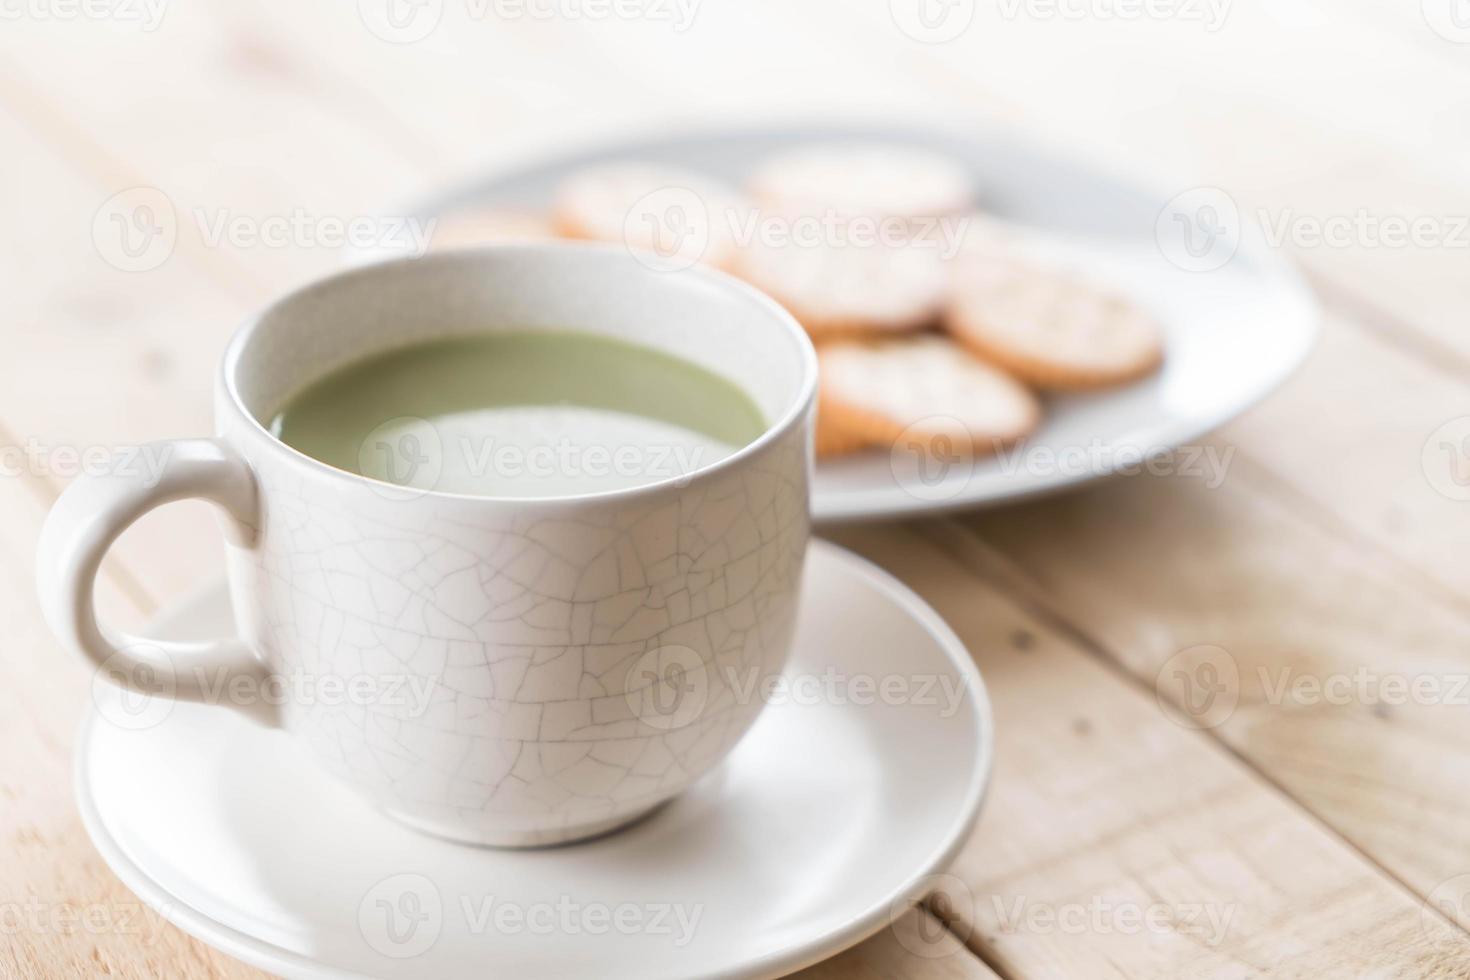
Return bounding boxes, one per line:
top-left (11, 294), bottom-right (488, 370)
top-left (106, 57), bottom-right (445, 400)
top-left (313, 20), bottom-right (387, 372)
top-left (944, 213), bottom-right (1029, 258)
top-left (945, 254), bottom-right (1164, 389)
top-left (551, 163), bottom-right (746, 269)
top-left (732, 237), bottom-right (948, 340)
top-left (818, 336), bottom-right (1041, 455)
top-left (427, 207), bottom-right (558, 251)
top-left (814, 401), bottom-right (871, 458)
top-left (747, 143), bottom-right (973, 221)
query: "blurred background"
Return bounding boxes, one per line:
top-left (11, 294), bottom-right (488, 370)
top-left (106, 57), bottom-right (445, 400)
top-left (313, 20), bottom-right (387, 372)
top-left (7, 0), bottom-right (1469, 596)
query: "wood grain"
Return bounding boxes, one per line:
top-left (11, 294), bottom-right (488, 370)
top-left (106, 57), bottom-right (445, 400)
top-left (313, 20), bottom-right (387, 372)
top-left (3, 0), bottom-right (1470, 975)
top-left (793, 913), bottom-right (1000, 980)
top-left (829, 524), bottom-right (1470, 978)
top-left (1221, 312), bottom-right (1470, 602)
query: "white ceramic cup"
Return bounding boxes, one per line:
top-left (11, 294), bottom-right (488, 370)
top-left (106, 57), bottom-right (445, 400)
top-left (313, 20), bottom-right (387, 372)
top-left (38, 244), bottom-right (817, 847)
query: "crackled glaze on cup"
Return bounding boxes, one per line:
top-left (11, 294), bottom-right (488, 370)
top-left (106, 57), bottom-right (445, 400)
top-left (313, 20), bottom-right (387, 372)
top-left (227, 434), bottom-right (806, 845)
top-left (42, 245), bottom-right (814, 848)
top-left (225, 451), bottom-right (809, 845)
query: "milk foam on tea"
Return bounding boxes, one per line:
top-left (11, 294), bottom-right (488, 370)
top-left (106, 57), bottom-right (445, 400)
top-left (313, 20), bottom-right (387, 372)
top-left (270, 331), bottom-right (767, 498)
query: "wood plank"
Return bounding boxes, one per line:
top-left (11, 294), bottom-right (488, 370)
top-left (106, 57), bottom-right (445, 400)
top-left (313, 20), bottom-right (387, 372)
top-left (794, 912), bottom-right (1000, 979)
top-left (1220, 312), bottom-right (1470, 602)
top-left (828, 523), bottom-right (1470, 977)
top-left (951, 430), bottom-right (1470, 907)
top-left (0, 10), bottom-right (432, 295)
top-left (0, 100), bottom-right (244, 610)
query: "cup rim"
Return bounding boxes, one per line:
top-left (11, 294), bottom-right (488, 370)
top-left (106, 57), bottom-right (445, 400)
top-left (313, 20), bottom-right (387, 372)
top-left (219, 242), bottom-right (818, 506)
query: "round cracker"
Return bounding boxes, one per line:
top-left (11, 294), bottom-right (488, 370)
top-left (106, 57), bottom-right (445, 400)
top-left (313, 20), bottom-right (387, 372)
top-left (733, 237), bottom-right (948, 339)
top-left (945, 255), bottom-right (1164, 389)
top-left (551, 163), bottom-right (746, 270)
top-left (427, 207), bottom-right (558, 251)
top-left (818, 336), bottom-right (1041, 455)
top-left (747, 143), bottom-right (973, 221)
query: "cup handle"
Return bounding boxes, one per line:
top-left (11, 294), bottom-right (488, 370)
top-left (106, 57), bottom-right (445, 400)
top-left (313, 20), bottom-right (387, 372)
top-left (36, 437), bottom-right (277, 726)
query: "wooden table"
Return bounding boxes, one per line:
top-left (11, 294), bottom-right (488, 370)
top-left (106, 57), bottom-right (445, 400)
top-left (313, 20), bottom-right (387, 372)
top-left (5, 2), bottom-right (1470, 976)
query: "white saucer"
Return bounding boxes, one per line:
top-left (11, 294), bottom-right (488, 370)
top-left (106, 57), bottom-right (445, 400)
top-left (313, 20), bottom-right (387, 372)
top-left (76, 540), bottom-right (992, 980)
top-left (387, 123), bottom-right (1321, 522)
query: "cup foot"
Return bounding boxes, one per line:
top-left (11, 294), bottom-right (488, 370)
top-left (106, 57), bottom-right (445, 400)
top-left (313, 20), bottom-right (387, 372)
top-left (379, 801), bottom-right (666, 849)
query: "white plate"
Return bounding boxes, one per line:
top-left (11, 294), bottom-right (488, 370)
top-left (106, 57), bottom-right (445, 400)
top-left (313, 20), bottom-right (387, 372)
top-left (396, 124), bottom-right (1320, 522)
top-left (76, 540), bottom-right (992, 980)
